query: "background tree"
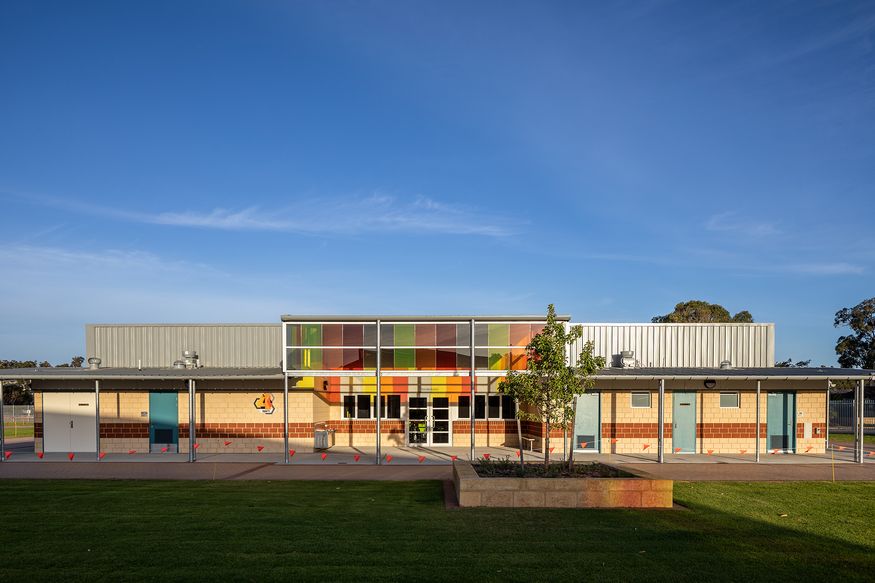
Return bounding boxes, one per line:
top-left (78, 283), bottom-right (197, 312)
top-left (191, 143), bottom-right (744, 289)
top-left (834, 297), bottom-right (875, 369)
top-left (775, 358), bottom-right (812, 367)
top-left (652, 300), bottom-right (753, 323)
top-left (0, 356), bottom-right (84, 404)
top-left (499, 305), bottom-right (606, 467)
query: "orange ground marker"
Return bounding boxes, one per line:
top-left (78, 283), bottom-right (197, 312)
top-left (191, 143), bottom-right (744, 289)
top-left (256, 445), bottom-right (265, 452)
top-left (674, 447), bottom-right (681, 453)
top-left (353, 454), bottom-right (360, 462)
top-left (483, 453), bottom-right (491, 459)
top-left (804, 446), bottom-right (813, 453)
top-left (161, 447), bottom-right (168, 453)
top-left (418, 455), bottom-right (426, 463)
top-left (610, 438), bottom-right (618, 444)
top-left (36, 452), bottom-right (44, 459)
top-left (223, 440), bottom-right (232, 446)
top-left (193, 443), bottom-right (200, 449)
top-left (99, 452), bottom-right (106, 459)
top-left (450, 455), bottom-right (458, 461)
top-left (386, 454), bottom-right (393, 463)
top-left (642, 444), bottom-right (650, 450)
top-left (739, 449), bottom-right (747, 454)
top-left (288, 449), bottom-right (296, 457)
top-left (515, 450), bottom-right (520, 457)
top-left (320, 452), bottom-right (328, 461)
top-left (579, 442), bottom-right (588, 449)
top-left (706, 449), bottom-right (714, 455)
top-left (67, 453), bottom-right (75, 461)
top-left (128, 450), bottom-right (137, 455)
top-left (4, 452), bottom-right (12, 460)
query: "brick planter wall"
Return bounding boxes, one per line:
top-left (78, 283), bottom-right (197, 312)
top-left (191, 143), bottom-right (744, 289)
top-left (452, 461), bottom-right (673, 509)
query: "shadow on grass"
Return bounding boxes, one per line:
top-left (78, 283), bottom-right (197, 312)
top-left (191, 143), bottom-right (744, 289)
top-left (0, 480), bottom-right (872, 581)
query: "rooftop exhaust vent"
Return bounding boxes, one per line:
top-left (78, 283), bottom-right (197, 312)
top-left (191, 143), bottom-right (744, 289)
top-left (720, 360), bottom-right (733, 369)
top-left (172, 360), bottom-right (186, 370)
top-left (620, 350), bottom-right (637, 368)
top-left (181, 350), bottom-right (200, 369)
top-left (87, 357), bottom-right (101, 370)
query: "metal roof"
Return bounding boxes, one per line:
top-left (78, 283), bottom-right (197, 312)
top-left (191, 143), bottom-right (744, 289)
top-left (1, 366), bottom-right (870, 382)
top-left (593, 367), bottom-right (874, 381)
top-left (280, 315), bottom-right (567, 322)
top-left (0, 367), bottom-right (284, 381)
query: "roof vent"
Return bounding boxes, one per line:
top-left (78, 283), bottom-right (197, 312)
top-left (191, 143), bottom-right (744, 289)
top-left (87, 357), bottom-right (101, 370)
top-left (182, 350), bottom-right (200, 369)
top-left (620, 350), bottom-right (637, 368)
top-left (172, 360), bottom-right (186, 370)
top-left (720, 360), bottom-right (732, 370)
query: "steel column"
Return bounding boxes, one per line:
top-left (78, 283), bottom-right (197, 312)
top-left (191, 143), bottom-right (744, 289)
top-left (470, 318), bottom-right (476, 461)
top-left (188, 379), bottom-right (196, 462)
top-left (95, 380), bottom-right (101, 461)
top-left (755, 380), bottom-right (761, 462)
top-left (657, 379), bottom-right (664, 464)
top-left (283, 374), bottom-right (289, 464)
top-left (825, 381), bottom-right (830, 450)
top-left (857, 379), bottom-right (865, 464)
top-left (376, 319), bottom-right (382, 465)
top-left (0, 382), bottom-right (5, 462)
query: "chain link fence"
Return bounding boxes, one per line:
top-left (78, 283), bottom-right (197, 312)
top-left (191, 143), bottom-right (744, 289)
top-left (3, 404), bottom-right (35, 438)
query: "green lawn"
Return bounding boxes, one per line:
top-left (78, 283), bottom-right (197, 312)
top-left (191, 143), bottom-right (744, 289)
top-left (3, 422), bottom-right (33, 438)
top-left (0, 480), bottom-right (873, 582)
top-left (830, 432), bottom-right (875, 445)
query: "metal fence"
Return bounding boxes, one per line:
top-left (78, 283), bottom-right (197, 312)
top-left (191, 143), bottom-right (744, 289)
top-left (2, 404), bottom-right (35, 438)
top-left (830, 399), bottom-right (874, 432)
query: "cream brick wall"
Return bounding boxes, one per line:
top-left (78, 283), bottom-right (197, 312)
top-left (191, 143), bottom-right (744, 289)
top-left (99, 392), bottom-right (149, 422)
top-left (99, 438), bottom-right (150, 453)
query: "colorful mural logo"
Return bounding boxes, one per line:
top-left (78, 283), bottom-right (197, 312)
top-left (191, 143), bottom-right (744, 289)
top-left (254, 393), bottom-right (275, 415)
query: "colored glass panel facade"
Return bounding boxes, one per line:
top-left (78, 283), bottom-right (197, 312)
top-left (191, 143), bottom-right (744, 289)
top-left (283, 320), bottom-right (545, 372)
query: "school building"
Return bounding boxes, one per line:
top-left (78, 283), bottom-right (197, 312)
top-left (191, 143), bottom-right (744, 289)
top-left (0, 315), bottom-right (871, 464)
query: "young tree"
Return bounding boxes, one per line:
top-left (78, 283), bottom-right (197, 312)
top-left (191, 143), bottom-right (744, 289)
top-left (499, 305), bottom-right (606, 467)
top-left (834, 297), bottom-right (875, 369)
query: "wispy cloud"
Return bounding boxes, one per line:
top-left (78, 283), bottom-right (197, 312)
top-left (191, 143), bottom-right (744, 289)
top-left (2, 190), bottom-right (517, 237)
top-left (781, 262), bottom-right (865, 276)
top-left (705, 211), bottom-right (781, 237)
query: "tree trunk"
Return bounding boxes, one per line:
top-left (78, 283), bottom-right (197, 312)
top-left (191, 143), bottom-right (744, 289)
top-left (567, 396), bottom-right (577, 472)
top-left (515, 412), bottom-right (525, 474)
top-left (544, 416), bottom-right (551, 467)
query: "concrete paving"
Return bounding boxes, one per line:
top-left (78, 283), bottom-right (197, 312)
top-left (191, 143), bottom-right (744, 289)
top-left (2, 439), bottom-right (873, 481)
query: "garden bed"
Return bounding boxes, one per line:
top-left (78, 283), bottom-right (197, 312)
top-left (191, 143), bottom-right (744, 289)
top-left (454, 460), bottom-right (673, 508)
top-left (474, 458), bottom-right (628, 478)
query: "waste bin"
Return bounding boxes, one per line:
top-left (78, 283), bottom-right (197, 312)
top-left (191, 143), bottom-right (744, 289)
top-left (314, 424), bottom-right (335, 449)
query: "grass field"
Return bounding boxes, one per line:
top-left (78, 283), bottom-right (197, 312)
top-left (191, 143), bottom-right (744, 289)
top-left (830, 432), bottom-right (875, 445)
top-left (0, 480), bottom-right (872, 582)
top-left (3, 422), bottom-right (33, 439)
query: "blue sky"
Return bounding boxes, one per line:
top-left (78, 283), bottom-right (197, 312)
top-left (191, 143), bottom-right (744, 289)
top-left (1, 1), bottom-right (873, 365)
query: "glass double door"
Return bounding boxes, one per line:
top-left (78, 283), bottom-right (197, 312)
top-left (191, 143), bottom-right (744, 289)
top-left (407, 397), bottom-right (450, 446)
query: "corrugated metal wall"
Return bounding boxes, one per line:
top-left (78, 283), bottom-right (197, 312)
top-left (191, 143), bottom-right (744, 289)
top-left (568, 323), bottom-right (775, 368)
top-left (86, 324), bottom-right (282, 368)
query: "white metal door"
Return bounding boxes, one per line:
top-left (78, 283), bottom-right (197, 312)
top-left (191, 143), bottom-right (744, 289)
top-left (43, 393), bottom-right (71, 452)
top-left (42, 392), bottom-right (96, 452)
top-left (69, 393), bottom-right (96, 452)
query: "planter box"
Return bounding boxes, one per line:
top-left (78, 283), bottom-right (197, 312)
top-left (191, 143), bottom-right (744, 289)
top-left (453, 461), bottom-right (673, 509)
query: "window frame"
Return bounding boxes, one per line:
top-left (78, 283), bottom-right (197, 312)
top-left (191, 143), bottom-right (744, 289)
top-left (630, 391), bottom-right (652, 409)
top-left (457, 394), bottom-right (516, 420)
top-left (719, 391), bottom-right (740, 409)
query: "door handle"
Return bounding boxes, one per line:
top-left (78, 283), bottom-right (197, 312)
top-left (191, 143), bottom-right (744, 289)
top-left (70, 420), bottom-right (74, 429)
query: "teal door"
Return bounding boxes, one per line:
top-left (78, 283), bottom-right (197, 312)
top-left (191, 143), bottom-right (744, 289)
top-left (573, 392), bottom-right (600, 452)
top-left (767, 392), bottom-right (796, 453)
top-left (672, 391), bottom-right (697, 453)
top-left (149, 392), bottom-right (179, 453)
